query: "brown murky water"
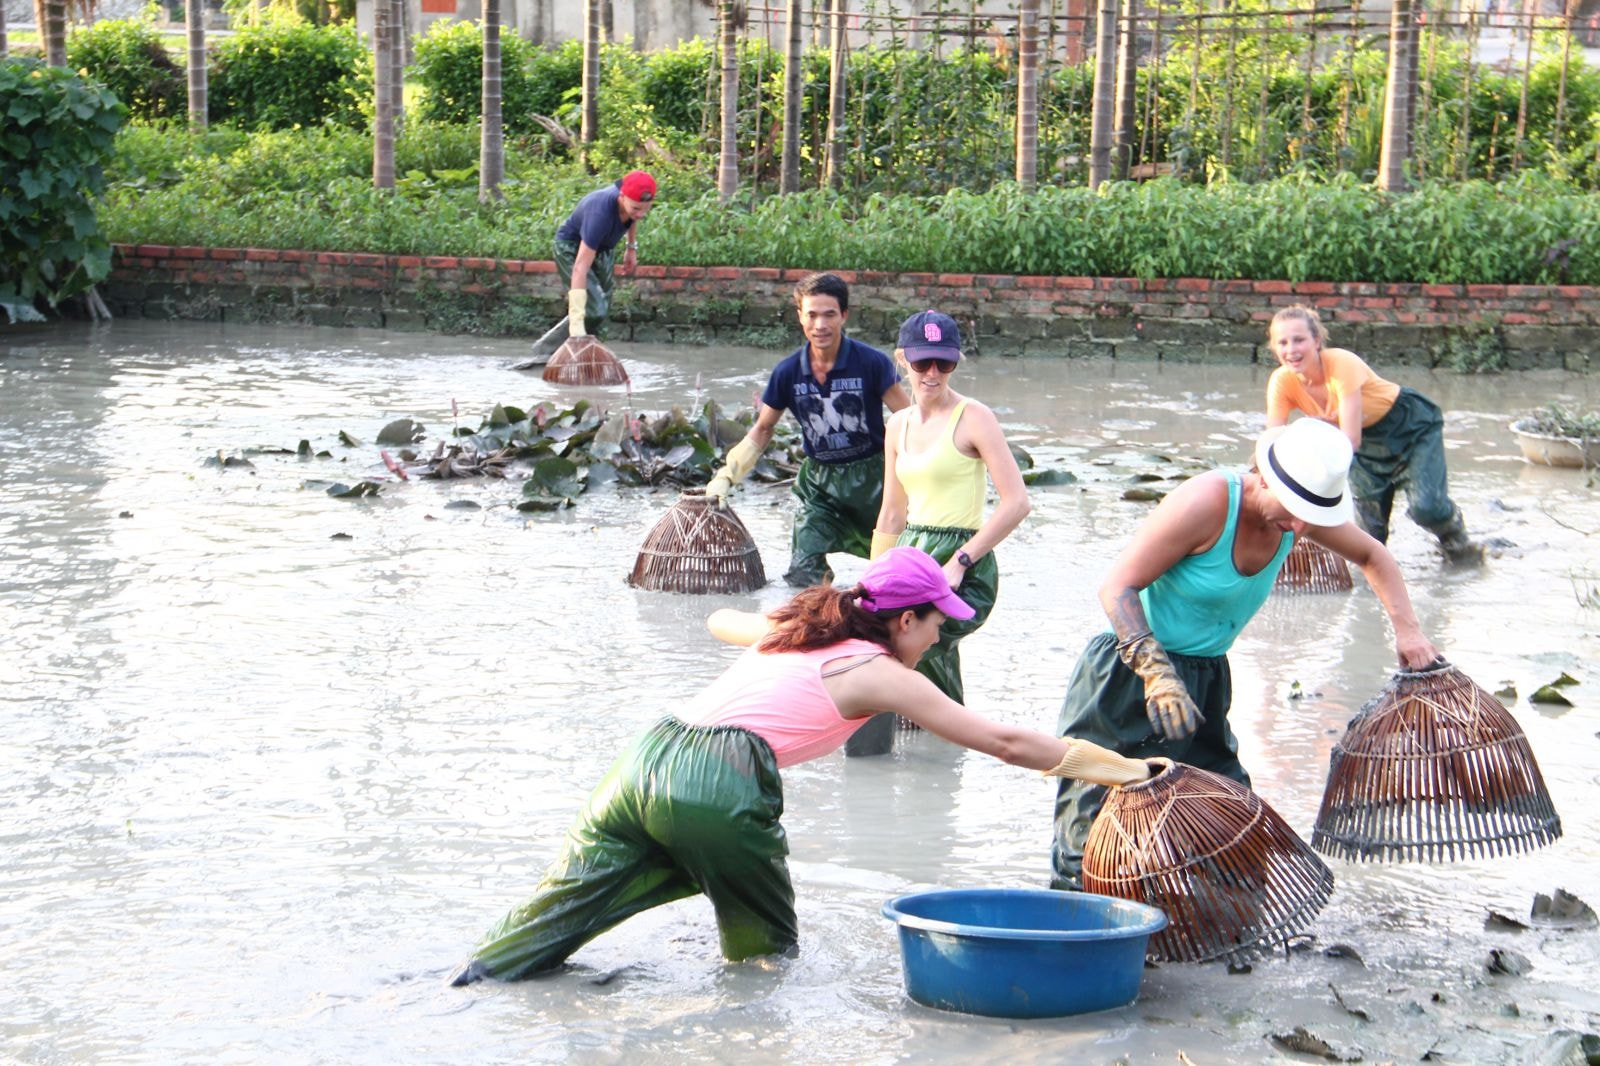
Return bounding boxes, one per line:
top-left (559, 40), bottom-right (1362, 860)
top-left (2, 320), bottom-right (1597, 1063)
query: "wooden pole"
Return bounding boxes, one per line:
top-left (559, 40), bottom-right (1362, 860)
top-left (1017, 0), bottom-right (1041, 189)
top-left (1089, 0), bottom-right (1118, 187)
top-left (779, 0), bottom-right (803, 193)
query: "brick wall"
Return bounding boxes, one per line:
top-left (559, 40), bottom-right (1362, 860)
top-left (104, 244), bottom-right (1598, 371)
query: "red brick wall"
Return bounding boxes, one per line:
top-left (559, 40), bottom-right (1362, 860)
top-left (104, 244), bottom-right (1597, 371)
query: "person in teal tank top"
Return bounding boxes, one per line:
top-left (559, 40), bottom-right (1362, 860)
top-left (1050, 419), bottom-right (1443, 889)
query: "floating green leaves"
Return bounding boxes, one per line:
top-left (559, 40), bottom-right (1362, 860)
top-left (376, 418), bottom-right (426, 445)
top-left (1023, 468), bottom-right (1078, 487)
top-left (518, 456), bottom-right (585, 511)
top-left (338, 430), bottom-right (361, 447)
top-left (1529, 672), bottom-right (1580, 705)
top-left (326, 481), bottom-right (382, 498)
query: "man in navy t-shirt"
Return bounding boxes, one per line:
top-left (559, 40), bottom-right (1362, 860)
top-left (552, 170), bottom-right (656, 339)
top-left (707, 272), bottom-right (909, 587)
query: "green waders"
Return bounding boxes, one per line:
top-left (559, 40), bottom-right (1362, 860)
top-left (844, 524), bottom-right (999, 757)
top-left (450, 717), bottom-right (796, 983)
top-left (1349, 387), bottom-right (1475, 559)
top-left (785, 453), bottom-right (885, 588)
top-left (1049, 633), bottom-right (1246, 890)
top-left (552, 238), bottom-right (616, 335)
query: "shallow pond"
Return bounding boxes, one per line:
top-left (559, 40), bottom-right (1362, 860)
top-left (2, 320), bottom-right (1597, 1064)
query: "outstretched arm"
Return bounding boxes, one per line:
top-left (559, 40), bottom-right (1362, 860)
top-left (1307, 523), bottom-right (1439, 667)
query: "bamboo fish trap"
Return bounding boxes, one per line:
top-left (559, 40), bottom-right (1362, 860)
top-left (627, 490), bottom-right (766, 594)
top-left (1274, 537), bottom-right (1353, 594)
top-left (1083, 759), bottom-right (1335, 964)
top-left (1312, 661), bottom-right (1562, 863)
top-left (542, 336), bottom-right (630, 387)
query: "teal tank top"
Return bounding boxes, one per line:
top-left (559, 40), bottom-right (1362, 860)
top-left (1138, 470), bottom-right (1293, 657)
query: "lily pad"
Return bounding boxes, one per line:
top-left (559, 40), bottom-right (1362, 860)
top-left (1494, 683), bottom-right (1517, 700)
top-left (1122, 486), bottom-right (1167, 502)
top-left (1485, 910), bottom-right (1530, 932)
top-left (1550, 672), bottom-right (1580, 688)
top-left (1486, 947), bottom-right (1533, 976)
top-left (1531, 888), bottom-right (1598, 928)
top-left (338, 430), bottom-right (361, 447)
top-left (376, 418), bottom-right (426, 445)
top-left (326, 481), bottom-right (382, 498)
top-left (1530, 685), bottom-right (1574, 706)
top-left (1267, 1026), bottom-right (1361, 1062)
top-left (1024, 468), bottom-right (1078, 486)
top-left (524, 456), bottom-right (585, 502)
top-left (443, 499), bottom-right (482, 511)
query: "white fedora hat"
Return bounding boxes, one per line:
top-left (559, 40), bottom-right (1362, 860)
top-left (1255, 419), bottom-right (1355, 527)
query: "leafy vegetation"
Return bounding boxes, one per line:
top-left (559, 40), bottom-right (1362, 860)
top-left (0, 57), bottom-right (126, 320)
top-left (1519, 404), bottom-right (1600, 438)
top-left (66, 17), bottom-right (186, 123)
top-left (209, 19), bottom-right (372, 130)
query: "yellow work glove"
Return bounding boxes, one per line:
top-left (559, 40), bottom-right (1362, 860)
top-left (706, 436), bottom-right (762, 507)
top-left (870, 529), bottom-right (899, 560)
top-left (567, 290), bottom-right (589, 337)
top-left (1117, 632), bottom-right (1204, 741)
top-left (1042, 738), bottom-right (1153, 787)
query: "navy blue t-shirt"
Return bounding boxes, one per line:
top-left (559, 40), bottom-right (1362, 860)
top-left (760, 336), bottom-right (899, 464)
top-left (554, 183), bottom-right (632, 253)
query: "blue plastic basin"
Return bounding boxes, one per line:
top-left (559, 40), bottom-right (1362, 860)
top-left (881, 888), bottom-right (1167, 1018)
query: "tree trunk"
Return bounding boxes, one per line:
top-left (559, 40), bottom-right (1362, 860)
top-left (44, 0), bottom-right (66, 66)
top-left (824, 0), bottom-right (848, 190)
top-left (1, 3), bottom-right (9, 57)
top-left (185, 0), bottom-right (206, 129)
top-left (479, 0), bottom-right (504, 200)
top-left (581, 0), bottom-right (599, 171)
top-left (718, 0), bottom-right (739, 202)
top-left (779, 0), bottom-right (803, 194)
top-left (373, 0), bottom-right (395, 190)
top-left (1112, 0), bottom-right (1137, 179)
top-left (1089, 0), bottom-right (1118, 188)
top-left (1016, 0), bottom-right (1040, 189)
top-left (1377, 0), bottom-right (1412, 191)
top-left (389, 0), bottom-right (405, 136)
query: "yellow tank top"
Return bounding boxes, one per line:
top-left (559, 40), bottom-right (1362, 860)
top-left (897, 400), bottom-right (986, 529)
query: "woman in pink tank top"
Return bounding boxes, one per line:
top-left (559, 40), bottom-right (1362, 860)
top-left (449, 547), bottom-right (1147, 986)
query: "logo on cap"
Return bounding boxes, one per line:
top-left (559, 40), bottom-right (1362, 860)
top-left (923, 322), bottom-right (942, 342)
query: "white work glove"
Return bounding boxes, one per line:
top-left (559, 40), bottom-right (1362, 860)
top-left (706, 436), bottom-right (762, 508)
top-left (1042, 738), bottom-right (1153, 787)
top-left (567, 290), bottom-right (588, 337)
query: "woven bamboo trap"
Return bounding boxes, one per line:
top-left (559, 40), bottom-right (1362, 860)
top-left (1083, 759), bottom-right (1335, 964)
top-left (1312, 661), bottom-right (1562, 863)
top-left (542, 336), bottom-right (630, 386)
top-left (1274, 537), bottom-right (1353, 594)
top-left (627, 490), bottom-right (766, 594)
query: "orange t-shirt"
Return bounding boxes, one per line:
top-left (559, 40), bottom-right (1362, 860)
top-left (1266, 347), bottom-right (1400, 429)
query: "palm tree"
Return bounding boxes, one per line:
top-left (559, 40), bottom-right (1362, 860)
top-left (479, 0), bottom-right (505, 201)
top-left (2, 4), bottom-right (10, 56)
top-left (824, 0), bottom-right (847, 190)
top-left (373, 0), bottom-right (395, 189)
top-left (184, 0), bottom-right (205, 129)
top-left (389, 0), bottom-right (405, 136)
top-left (43, 0), bottom-right (67, 66)
top-left (718, 0), bottom-right (739, 202)
top-left (1378, 0), bottom-right (1413, 191)
top-left (581, 0), bottom-right (599, 172)
top-left (779, 0), bottom-right (802, 194)
top-left (1089, 0), bottom-right (1118, 188)
top-left (1015, 0), bottom-right (1040, 189)
top-left (1113, 0), bottom-right (1137, 179)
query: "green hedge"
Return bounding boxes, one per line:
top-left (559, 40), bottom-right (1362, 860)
top-left (66, 18), bottom-right (186, 123)
top-left (98, 141), bottom-right (1600, 286)
top-left (209, 20), bottom-right (372, 130)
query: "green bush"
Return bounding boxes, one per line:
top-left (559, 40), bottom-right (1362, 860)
top-left (209, 18), bottom-right (372, 130)
top-left (412, 20), bottom-right (537, 133)
top-left (0, 56), bottom-right (126, 318)
top-left (106, 123), bottom-right (251, 186)
top-left (66, 18), bottom-right (186, 123)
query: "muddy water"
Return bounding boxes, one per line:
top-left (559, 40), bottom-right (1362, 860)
top-left (2, 320), bottom-right (1596, 1064)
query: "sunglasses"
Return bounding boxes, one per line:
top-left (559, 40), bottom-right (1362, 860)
top-left (908, 358), bottom-right (958, 374)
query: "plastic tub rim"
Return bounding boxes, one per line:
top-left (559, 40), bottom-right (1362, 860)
top-left (880, 887), bottom-right (1168, 943)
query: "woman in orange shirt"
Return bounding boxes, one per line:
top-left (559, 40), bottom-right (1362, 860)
top-left (1264, 305), bottom-right (1480, 563)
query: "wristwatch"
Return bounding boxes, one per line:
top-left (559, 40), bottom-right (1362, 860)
top-left (956, 550), bottom-right (974, 569)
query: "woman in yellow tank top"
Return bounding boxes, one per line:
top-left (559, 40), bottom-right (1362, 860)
top-left (866, 310), bottom-right (1032, 722)
top-left (1265, 304), bottom-right (1480, 564)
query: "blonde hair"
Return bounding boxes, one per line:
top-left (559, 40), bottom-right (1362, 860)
top-left (1269, 304), bottom-right (1329, 348)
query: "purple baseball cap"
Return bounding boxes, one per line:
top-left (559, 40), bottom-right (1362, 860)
top-left (858, 546), bottom-right (975, 620)
top-left (897, 310), bottom-right (963, 363)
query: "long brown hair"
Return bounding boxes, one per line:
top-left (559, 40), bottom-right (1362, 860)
top-left (758, 584), bottom-right (939, 654)
top-left (1269, 304), bottom-right (1329, 347)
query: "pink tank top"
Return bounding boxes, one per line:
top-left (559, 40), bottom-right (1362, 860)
top-left (679, 639), bottom-right (886, 768)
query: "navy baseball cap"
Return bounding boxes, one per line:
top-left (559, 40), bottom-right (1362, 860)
top-left (897, 310), bottom-right (963, 363)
